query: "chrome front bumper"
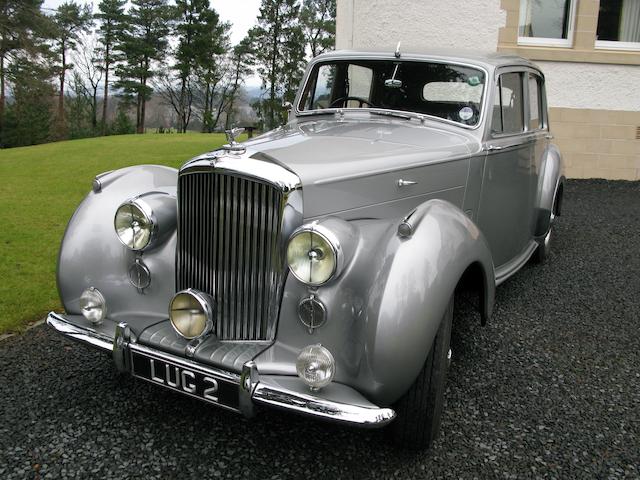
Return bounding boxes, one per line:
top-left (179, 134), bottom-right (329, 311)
top-left (47, 312), bottom-right (395, 428)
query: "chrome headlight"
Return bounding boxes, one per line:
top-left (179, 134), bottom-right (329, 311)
top-left (169, 289), bottom-right (214, 340)
top-left (79, 287), bottom-right (107, 324)
top-left (286, 224), bottom-right (341, 286)
top-left (114, 200), bottom-right (154, 250)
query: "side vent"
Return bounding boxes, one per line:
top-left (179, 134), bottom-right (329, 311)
top-left (636, 126), bottom-right (640, 140)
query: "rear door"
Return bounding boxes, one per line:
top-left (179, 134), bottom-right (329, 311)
top-left (476, 69), bottom-right (535, 268)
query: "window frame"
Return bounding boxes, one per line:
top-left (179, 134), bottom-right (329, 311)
top-left (517, 0), bottom-right (578, 48)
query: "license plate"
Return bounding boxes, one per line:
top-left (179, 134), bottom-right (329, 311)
top-left (131, 350), bottom-right (240, 411)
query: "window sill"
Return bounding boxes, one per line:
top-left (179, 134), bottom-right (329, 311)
top-left (497, 43), bottom-right (640, 66)
top-left (517, 37), bottom-right (573, 49)
top-left (594, 41), bottom-right (640, 52)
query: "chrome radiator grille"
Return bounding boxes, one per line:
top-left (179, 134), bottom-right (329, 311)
top-left (176, 171), bottom-right (285, 341)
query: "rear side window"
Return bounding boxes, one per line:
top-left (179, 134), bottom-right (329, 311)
top-left (492, 72), bottom-right (524, 135)
top-left (528, 74), bottom-right (543, 130)
top-left (347, 64), bottom-right (373, 101)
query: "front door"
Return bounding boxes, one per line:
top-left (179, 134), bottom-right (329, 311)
top-left (477, 70), bottom-right (535, 268)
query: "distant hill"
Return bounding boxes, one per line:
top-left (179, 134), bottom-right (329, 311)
top-left (244, 85), bottom-right (265, 101)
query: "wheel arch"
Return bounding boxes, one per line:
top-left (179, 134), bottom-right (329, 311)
top-left (534, 144), bottom-right (565, 237)
top-left (456, 260), bottom-right (493, 326)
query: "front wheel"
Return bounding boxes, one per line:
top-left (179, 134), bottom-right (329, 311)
top-left (386, 296), bottom-right (453, 449)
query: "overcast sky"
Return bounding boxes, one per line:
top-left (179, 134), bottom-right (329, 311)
top-left (42, 0), bottom-right (262, 45)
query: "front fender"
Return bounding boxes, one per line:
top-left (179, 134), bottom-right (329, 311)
top-left (57, 165), bottom-right (177, 325)
top-left (365, 200), bottom-right (495, 403)
top-left (534, 143), bottom-right (565, 237)
top-left (259, 200), bottom-right (495, 405)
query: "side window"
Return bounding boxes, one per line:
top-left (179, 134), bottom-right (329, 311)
top-left (346, 64), bottom-right (373, 105)
top-left (493, 72), bottom-right (524, 135)
top-left (528, 74), bottom-right (543, 130)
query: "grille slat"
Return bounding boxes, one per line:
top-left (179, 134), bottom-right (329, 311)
top-left (177, 172), bottom-right (284, 341)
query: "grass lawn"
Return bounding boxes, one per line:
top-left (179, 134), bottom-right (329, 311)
top-left (0, 133), bottom-right (237, 334)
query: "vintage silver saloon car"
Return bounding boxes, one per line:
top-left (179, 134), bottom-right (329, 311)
top-left (48, 50), bottom-right (564, 449)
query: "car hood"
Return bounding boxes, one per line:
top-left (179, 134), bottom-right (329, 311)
top-left (243, 117), bottom-right (480, 219)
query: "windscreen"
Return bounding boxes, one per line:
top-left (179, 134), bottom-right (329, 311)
top-left (299, 59), bottom-right (486, 126)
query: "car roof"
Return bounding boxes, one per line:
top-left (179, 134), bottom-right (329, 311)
top-left (314, 49), bottom-right (541, 73)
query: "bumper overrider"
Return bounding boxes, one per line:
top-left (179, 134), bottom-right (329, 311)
top-left (46, 312), bottom-right (396, 427)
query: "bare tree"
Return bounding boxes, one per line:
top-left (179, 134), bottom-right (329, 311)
top-left (71, 34), bottom-right (103, 130)
top-left (154, 69), bottom-right (194, 132)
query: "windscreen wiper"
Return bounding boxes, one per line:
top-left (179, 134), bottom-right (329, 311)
top-left (368, 110), bottom-right (414, 120)
top-left (298, 109), bottom-right (338, 116)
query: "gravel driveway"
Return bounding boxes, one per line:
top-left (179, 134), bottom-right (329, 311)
top-left (1, 179), bottom-right (638, 479)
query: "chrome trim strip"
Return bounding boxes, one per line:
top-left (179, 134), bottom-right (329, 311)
top-left (253, 382), bottom-right (396, 428)
top-left (47, 312), bottom-right (113, 352)
top-left (495, 240), bottom-right (538, 286)
top-left (47, 312), bottom-right (396, 428)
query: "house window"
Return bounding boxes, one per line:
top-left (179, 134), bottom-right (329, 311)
top-left (518, 0), bottom-right (577, 47)
top-left (596, 0), bottom-right (640, 51)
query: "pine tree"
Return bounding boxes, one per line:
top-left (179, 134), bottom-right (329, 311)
top-left (116, 0), bottom-right (170, 134)
top-left (172, 0), bottom-right (226, 133)
top-left (192, 7), bottom-right (230, 133)
top-left (0, 58), bottom-right (54, 147)
top-left (224, 38), bottom-right (254, 129)
top-left (299, 0), bottom-right (335, 57)
top-left (248, 0), bottom-right (305, 130)
top-left (95, 0), bottom-right (126, 135)
top-left (0, 0), bottom-right (48, 128)
top-left (50, 1), bottom-right (92, 136)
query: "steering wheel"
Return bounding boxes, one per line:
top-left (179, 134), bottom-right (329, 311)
top-left (330, 96), bottom-right (376, 108)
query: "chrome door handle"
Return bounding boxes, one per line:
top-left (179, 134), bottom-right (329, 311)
top-left (397, 179), bottom-right (418, 187)
top-left (485, 144), bottom-right (504, 151)
top-left (545, 134), bottom-right (554, 140)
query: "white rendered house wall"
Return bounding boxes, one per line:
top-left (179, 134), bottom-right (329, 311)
top-left (336, 0), bottom-right (640, 113)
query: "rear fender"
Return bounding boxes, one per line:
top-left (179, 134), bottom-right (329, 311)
top-left (534, 144), bottom-right (565, 237)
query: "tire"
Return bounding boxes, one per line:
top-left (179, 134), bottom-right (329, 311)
top-left (386, 296), bottom-right (453, 450)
